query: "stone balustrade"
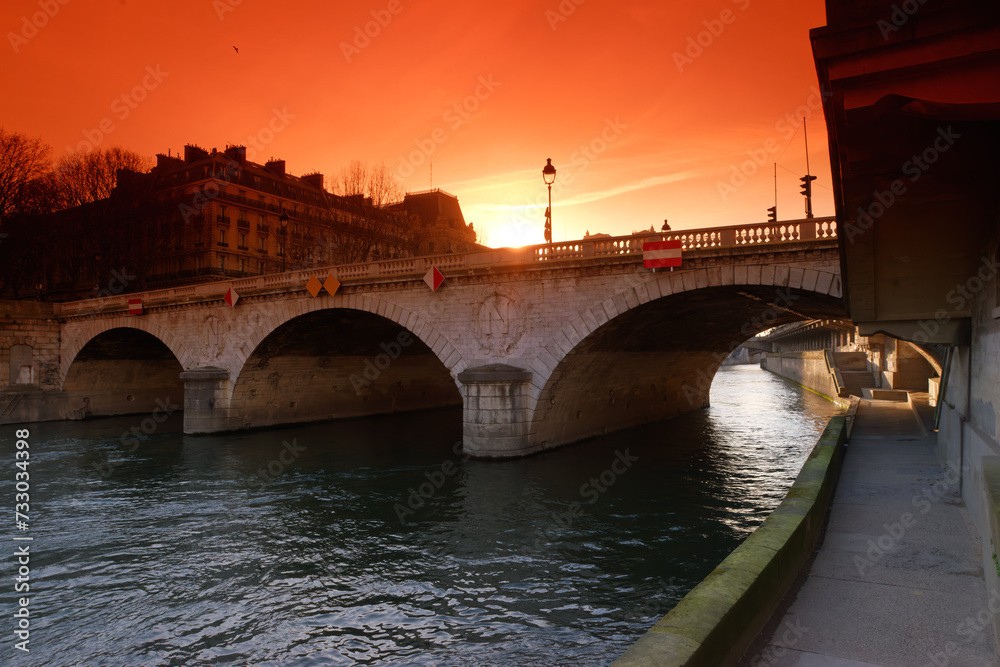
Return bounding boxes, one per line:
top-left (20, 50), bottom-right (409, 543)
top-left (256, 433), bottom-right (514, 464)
top-left (54, 216), bottom-right (836, 318)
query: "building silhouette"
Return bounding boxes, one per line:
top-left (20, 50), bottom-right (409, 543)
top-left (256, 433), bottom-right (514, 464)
top-left (388, 189), bottom-right (479, 256)
top-left (27, 144), bottom-right (479, 299)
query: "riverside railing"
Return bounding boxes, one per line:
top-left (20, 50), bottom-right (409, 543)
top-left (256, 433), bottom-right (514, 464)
top-left (55, 216), bottom-right (836, 318)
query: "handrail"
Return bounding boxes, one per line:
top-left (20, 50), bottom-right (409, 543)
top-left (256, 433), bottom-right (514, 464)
top-left (824, 349), bottom-right (846, 397)
top-left (53, 217), bottom-right (836, 317)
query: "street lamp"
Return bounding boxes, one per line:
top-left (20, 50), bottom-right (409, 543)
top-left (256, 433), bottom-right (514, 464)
top-left (279, 211), bottom-right (289, 272)
top-left (542, 158), bottom-right (556, 244)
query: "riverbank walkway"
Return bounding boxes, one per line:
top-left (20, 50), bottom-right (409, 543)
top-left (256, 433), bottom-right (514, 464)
top-left (750, 395), bottom-right (999, 666)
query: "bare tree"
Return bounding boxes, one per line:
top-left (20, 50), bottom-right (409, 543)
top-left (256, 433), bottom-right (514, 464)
top-left (317, 190), bottom-right (414, 265)
top-left (52, 146), bottom-right (152, 207)
top-left (319, 159), bottom-right (410, 263)
top-left (332, 160), bottom-right (402, 207)
top-left (367, 161), bottom-right (403, 207)
top-left (0, 129), bottom-right (50, 219)
top-left (335, 159), bottom-right (368, 197)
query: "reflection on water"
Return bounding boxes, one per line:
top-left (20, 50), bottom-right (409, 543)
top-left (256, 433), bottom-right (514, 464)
top-left (0, 365), bottom-right (840, 666)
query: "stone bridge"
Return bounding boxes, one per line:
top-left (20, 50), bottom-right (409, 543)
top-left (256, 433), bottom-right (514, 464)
top-left (0, 218), bottom-right (843, 458)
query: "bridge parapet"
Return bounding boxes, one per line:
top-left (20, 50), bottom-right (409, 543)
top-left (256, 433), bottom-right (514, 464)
top-left (534, 216), bottom-right (836, 261)
top-left (52, 217), bottom-right (837, 319)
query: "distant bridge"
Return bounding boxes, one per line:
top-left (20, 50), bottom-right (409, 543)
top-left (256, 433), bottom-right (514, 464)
top-left (1, 217), bottom-right (843, 457)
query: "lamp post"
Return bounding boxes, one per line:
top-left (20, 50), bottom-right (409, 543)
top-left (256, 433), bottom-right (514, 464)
top-left (542, 158), bottom-right (556, 244)
top-left (279, 211), bottom-right (289, 272)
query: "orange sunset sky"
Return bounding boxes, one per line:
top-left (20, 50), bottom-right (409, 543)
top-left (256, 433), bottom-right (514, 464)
top-left (2, 0), bottom-right (834, 248)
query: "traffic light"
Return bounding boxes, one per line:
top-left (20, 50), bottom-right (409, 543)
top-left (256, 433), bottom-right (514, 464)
top-left (799, 174), bottom-right (816, 198)
top-left (544, 207), bottom-right (552, 243)
top-left (800, 175), bottom-right (816, 219)
top-left (767, 206), bottom-right (777, 223)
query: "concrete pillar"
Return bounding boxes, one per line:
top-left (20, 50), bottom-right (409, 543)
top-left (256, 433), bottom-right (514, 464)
top-left (799, 220), bottom-right (817, 240)
top-left (458, 364), bottom-right (535, 458)
top-left (180, 367), bottom-right (232, 434)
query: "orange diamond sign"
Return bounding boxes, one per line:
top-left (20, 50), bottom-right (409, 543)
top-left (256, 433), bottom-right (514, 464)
top-left (323, 274), bottom-right (340, 296)
top-left (305, 275), bottom-right (323, 297)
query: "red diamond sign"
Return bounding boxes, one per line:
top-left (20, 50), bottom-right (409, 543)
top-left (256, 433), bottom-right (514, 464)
top-left (224, 287), bottom-right (239, 307)
top-left (642, 240), bottom-right (683, 268)
top-left (128, 297), bottom-right (143, 315)
top-left (424, 266), bottom-right (445, 291)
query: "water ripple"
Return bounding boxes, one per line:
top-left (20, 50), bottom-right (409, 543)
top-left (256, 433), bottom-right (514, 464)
top-left (0, 365), bottom-right (840, 666)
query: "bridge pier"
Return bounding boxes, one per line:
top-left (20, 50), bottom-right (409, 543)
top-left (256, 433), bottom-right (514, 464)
top-left (180, 367), bottom-right (232, 434)
top-left (458, 364), bottom-right (536, 458)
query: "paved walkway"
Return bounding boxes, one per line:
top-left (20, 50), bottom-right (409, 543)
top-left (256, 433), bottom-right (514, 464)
top-left (751, 395), bottom-right (999, 666)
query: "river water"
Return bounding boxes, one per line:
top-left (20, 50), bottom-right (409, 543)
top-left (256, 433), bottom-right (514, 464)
top-left (1, 364), bottom-right (841, 666)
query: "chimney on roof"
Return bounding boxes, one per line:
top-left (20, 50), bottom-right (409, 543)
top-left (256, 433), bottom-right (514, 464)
top-left (224, 145), bottom-right (247, 162)
top-left (184, 144), bottom-right (209, 164)
top-left (301, 172), bottom-right (325, 191)
top-left (155, 153), bottom-right (183, 170)
top-left (265, 159), bottom-right (286, 176)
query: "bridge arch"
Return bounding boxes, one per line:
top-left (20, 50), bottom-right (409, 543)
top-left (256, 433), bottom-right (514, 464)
top-left (523, 264), bottom-right (845, 452)
top-left (60, 324), bottom-right (187, 419)
top-left (221, 295), bottom-right (465, 430)
top-left (223, 294), bottom-right (465, 386)
top-left (61, 319), bottom-right (191, 389)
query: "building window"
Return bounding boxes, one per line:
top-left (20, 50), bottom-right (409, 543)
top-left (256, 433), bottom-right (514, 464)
top-left (219, 229), bottom-right (226, 243)
top-left (259, 236), bottom-right (266, 251)
top-left (239, 233), bottom-right (247, 249)
top-left (238, 258), bottom-right (245, 273)
top-left (219, 255), bottom-right (226, 270)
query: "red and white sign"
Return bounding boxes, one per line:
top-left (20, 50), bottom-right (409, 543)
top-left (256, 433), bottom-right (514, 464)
top-left (642, 240), bottom-right (682, 268)
top-left (128, 297), bottom-right (143, 315)
top-left (424, 266), bottom-right (445, 291)
top-left (224, 287), bottom-right (239, 307)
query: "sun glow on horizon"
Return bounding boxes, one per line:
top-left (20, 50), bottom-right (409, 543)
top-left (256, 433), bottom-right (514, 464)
top-left (3, 0), bottom-right (835, 244)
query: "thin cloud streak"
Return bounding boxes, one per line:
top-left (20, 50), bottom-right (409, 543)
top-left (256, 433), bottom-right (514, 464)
top-left (560, 171), bottom-right (704, 207)
top-left (470, 170), bottom-right (704, 212)
top-left (439, 153), bottom-right (710, 196)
